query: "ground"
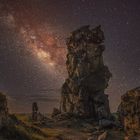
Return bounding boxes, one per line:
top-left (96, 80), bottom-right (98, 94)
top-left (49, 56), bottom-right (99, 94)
top-left (0, 114), bottom-right (125, 140)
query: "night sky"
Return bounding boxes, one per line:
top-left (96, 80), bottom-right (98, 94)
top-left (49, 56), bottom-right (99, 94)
top-left (0, 0), bottom-right (140, 113)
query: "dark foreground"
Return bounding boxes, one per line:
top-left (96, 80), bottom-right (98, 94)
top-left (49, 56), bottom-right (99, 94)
top-left (0, 113), bottom-right (124, 140)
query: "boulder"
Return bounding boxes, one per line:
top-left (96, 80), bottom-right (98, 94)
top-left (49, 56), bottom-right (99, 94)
top-left (118, 87), bottom-right (140, 137)
top-left (88, 131), bottom-right (108, 140)
top-left (98, 131), bottom-right (108, 140)
top-left (99, 119), bottom-right (115, 128)
top-left (60, 25), bottom-right (112, 120)
top-left (52, 108), bottom-right (61, 118)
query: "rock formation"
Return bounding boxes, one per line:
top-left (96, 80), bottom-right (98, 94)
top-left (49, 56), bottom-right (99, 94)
top-left (60, 25), bottom-right (112, 120)
top-left (0, 92), bottom-right (8, 128)
top-left (118, 87), bottom-right (140, 137)
top-left (32, 102), bottom-right (38, 121)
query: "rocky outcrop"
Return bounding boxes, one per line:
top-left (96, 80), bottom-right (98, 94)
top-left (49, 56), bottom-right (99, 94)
top-left (60, 25), bottom-right (112, 120)
top-left (0, 92), bottom-right (8, 128)
top-left (118, 87), bottom-right (140, 137)
top-left (32, 102), bottom-right (38, 121)
top-left (52, 108), bottom-right (61, 118)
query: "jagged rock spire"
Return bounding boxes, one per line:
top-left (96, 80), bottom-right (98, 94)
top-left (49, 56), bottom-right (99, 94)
top-left (60, 25), bottom-right (112, 119)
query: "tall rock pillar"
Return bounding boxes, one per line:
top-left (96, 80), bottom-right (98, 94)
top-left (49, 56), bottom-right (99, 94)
top-left (60, 25), bottom-right (112, 119)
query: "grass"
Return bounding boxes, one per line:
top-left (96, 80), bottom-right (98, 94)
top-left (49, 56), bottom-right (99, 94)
top-left (0, 114), bottom-right (48, 140)
top-left (42, 127), bottom-right (63, 137)
top-left (1, 124), bottom-right (48, 140)
top-left (107, 130), bottom-right (125, 140)
top-left (0, 125), bottom-right (32, 140)
top-left (14, 114), bottom-right (63, 138)
top-left (0, 113), bottom-right (125, 140)
top-left (14, 113), bottom-right (32, 123)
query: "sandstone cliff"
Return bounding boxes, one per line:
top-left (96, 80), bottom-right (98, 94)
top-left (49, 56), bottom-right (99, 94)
top-left (60, 25), bottom-right (112, 120)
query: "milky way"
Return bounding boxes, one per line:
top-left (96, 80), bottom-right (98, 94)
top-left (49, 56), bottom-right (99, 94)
top-left (0, 0), bottom-right (140, 113)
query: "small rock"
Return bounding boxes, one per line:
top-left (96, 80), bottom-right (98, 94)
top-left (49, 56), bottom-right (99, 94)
top-left (52, 108), bottom-right (61, 118)
top-left (88, 131), bottom-right (108, 140)
top-left (98, 131), bottom-right (108, 140)
top-left (99, 119), bottom-right (115, 128)
top-left (88, 135), bottom-right (98, 140)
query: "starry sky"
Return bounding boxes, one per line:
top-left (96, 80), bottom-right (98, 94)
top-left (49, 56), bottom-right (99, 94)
top-left (0, 0), bottom-right (140, 113)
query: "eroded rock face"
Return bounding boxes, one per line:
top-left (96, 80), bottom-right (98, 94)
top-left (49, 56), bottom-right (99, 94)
top-left (118, 87), bottom-right (140, 136)
top-left (0, 92), bottom-right (8, 128)
top-left (60, 25), bottom-right (112, 119)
